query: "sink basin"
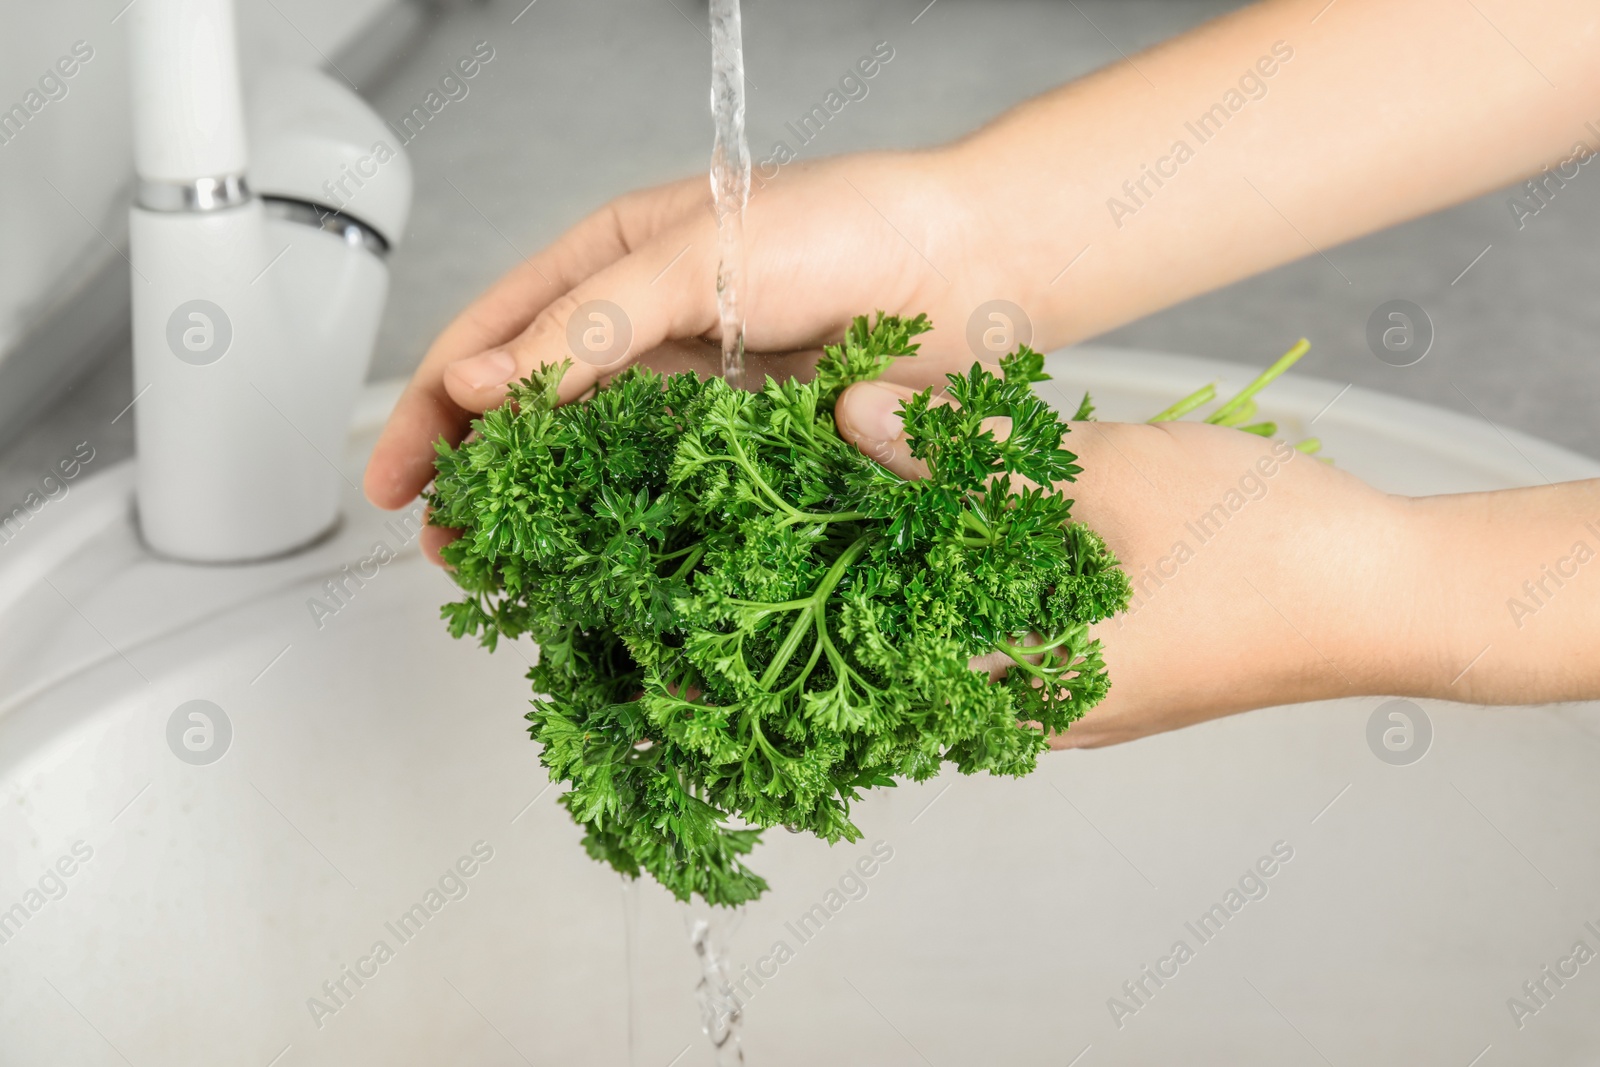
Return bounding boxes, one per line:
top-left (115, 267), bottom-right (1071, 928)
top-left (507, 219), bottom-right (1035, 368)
top-left (4, 349), bottom-right (1599, 1065)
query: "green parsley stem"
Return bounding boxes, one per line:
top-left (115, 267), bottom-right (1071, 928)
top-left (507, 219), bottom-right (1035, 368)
top-left (757, 535), bottom-right (873, 689)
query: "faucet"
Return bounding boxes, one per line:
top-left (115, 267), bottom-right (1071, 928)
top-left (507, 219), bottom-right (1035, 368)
top-left (126, 0), bottom-right (411, 562)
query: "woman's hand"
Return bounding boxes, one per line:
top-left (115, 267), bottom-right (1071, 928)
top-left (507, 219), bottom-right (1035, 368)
top-left (365, 0), bottom-right (1600, 564)
top-left (364, 150), bottom-right (1011, 546)
top-left (834, 378), bottom-right (1421, 747)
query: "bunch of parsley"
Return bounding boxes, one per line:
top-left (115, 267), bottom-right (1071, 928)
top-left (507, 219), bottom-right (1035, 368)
top-left (428, 313), bottom-right (1134, 905)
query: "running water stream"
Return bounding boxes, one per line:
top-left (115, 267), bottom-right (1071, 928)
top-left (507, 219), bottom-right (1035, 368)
top-left (676, 6), bottom-right (753, 1063)
top-left (690, 913), bottom-right (746, 1065)
top-left (621, 878), bottom-right (642, 1067)
top-left (709, 0), bottom-right (751, 390)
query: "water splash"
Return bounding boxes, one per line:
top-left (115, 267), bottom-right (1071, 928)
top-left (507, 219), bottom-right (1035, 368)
top-left (689, 915), bottom-right (745, 1065)
top-left (708, 0), bottom-right (750, 390)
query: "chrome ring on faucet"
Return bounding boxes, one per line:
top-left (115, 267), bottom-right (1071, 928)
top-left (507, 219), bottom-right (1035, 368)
top-left (261, 197), bottom-right (390, 259)
top-left (137, 174), bottom-right (254, 213)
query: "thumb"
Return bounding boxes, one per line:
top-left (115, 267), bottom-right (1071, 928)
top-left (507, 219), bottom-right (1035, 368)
top-left (835, 380), bottom-right (928, 481)
top-left (836, 363), bottom-right (1006, 482)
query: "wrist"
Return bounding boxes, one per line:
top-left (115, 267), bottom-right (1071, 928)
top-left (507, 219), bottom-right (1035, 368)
top-left (932, 133), bottom-right (1098, 351)
top-left (1327, 490), bottom-right (1458, 701)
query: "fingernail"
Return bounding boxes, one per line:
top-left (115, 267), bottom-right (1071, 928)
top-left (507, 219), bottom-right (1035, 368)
top-left (454, 349), bottom-right (517, 391)
top-left (854, 381), bottom-right (905, 442)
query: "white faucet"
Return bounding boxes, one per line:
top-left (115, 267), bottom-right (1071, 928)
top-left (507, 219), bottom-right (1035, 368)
top-left (126, 0), bottom-right (411, 562)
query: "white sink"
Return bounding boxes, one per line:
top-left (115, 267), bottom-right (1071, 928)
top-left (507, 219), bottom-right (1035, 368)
top-left (3, 350), bottom-right (1599, 1065)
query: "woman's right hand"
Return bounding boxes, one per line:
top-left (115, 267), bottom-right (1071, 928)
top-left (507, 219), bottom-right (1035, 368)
top-left (363, 149), bottom-right (1013, 536)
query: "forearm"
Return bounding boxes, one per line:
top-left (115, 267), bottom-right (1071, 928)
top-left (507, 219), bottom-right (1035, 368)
top-left (1386, 479), bottom-right (1600, 704)
top-left (1048, 426), bottom-right (1600, 747)
top-left (941, 0), bottom-right (1600, 348)
top-left (1179, 478), bottom-right (1600, 715)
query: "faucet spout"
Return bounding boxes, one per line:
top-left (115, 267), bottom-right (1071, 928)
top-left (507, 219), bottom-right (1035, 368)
top-left (128, 0), bottom-right (250, 195)
top-left (126, 0), bottom-right (409, 563)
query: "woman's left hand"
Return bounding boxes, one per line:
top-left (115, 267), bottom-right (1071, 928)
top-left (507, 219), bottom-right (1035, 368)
top-left (833, 377), bottom-right (1418, 748)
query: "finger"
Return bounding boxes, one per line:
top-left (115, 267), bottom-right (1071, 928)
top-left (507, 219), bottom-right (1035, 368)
top-left (364, 180), bottom-right (703, 510)
top-left (365, 378), bottom-right (478, 512)
top-left (834, 380), bottom-right (929, 481)
top-left (834, 363), bottom-right (1006, 482)
top-left (442, 225), bottom-right (720, 411)
top-left (366, 207), bottom-right (628, 510)
top-left (431, 179), bottom-right (704, 364)
top-left (420, 523), bottom-right (457, 568)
